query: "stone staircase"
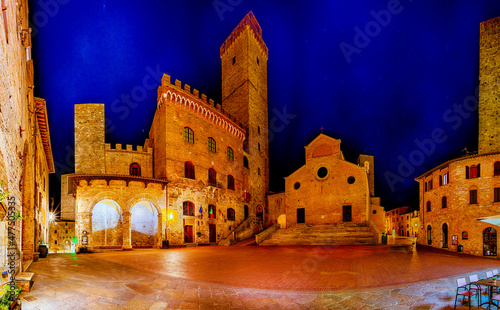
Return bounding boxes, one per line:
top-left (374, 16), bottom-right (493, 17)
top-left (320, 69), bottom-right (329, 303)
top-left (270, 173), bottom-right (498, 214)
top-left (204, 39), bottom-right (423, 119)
top-left (259, 222), bottom-right (378, 246)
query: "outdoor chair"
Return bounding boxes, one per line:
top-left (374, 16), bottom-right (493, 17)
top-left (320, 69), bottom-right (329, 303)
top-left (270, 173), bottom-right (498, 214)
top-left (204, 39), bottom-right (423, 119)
top-left (493, 269), bottom-right (499, 276)
top-left (487, 271), bottom-right (494, 278)
top-left (469, 274), bottom-right (487, 303)
top-left (454, 277), bottom-right (477, 310)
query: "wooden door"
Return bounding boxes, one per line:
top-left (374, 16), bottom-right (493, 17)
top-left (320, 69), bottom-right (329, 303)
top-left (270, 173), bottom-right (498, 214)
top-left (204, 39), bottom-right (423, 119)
top-left (209, 224), bottom-right (216, 243)
top-left (184, 225), bottom-right (193, 243)
top-left (297, 208), bottom-right (305, 223)
top-left (342, 205), bottom-right (352, 222)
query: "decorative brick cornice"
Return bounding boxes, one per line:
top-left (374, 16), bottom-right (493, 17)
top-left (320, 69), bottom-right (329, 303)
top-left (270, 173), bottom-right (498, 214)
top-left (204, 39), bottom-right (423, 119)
top-left (220, 11), bottom-right (268, 58)
top-left (157, 74), bottom-right (246, 141)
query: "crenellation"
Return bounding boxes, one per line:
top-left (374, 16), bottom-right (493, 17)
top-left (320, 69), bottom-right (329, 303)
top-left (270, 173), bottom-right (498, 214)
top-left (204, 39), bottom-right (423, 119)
top-left (184, 84), bottom-right (190, 93)
top-left (193, 89), bottom-right (199, 98)
top-left (161, 73), bottom-right (170, 86)
top-left (116, 143), bottom-right (122, 150)
top-left (209, 99), bottom-right (214, 107)
top-left (126, 144), bottom-right (133, 151)
top-left (201, 94), bottom-right (207, 102)
top-left (174, 79), bottom-right (182, 88)
top-left (137, 146), bottom-right (143, 152)
top-left (105, 143), bottom-right (111, 150)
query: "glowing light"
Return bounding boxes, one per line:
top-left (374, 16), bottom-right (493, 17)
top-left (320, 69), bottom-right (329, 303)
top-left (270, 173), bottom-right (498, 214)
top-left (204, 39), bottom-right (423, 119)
top-left (168, 212), bottom-right (173, 220)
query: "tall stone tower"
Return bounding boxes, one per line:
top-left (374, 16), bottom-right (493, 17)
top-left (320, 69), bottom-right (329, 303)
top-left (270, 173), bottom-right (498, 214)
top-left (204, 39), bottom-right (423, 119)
top-left (479, 16), bottom-right (500, 154)
top-left (220, 12), bottom-right (269, 219)
top-left (74, 104), bottom-right (105, 174)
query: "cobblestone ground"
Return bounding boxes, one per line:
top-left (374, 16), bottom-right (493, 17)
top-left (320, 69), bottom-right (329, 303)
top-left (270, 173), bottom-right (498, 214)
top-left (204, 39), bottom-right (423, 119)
top-left (19, 242), bottom-right (500, 309)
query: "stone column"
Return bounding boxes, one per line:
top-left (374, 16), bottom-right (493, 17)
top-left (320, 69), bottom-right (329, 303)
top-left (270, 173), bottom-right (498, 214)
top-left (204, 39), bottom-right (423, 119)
top-left (77, 212), bottom-right (92, 251)
top-left (157, 214), bottom-right (163, 248)
top-left (122, 212), bottom-right (132, 250)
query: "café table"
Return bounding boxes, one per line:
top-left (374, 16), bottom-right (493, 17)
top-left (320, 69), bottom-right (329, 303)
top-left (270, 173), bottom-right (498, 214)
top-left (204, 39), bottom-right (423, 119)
top-left (476, 277), bottom-right (500, 309)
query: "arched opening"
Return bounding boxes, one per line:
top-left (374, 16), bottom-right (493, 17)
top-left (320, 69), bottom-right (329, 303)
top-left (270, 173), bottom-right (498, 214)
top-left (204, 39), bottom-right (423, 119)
top-left (131, 201), bottom-right (158, 248)
top-left (427, 225), bottom-right (432, 245)
top-left (208, 168), bottom-right (217, 187)
top-left (442, 223), bottom-right (448, 248)
top-left (227, 208), bottom-right (235, 221)
top-left (483, 227), bottom-right (497, 256)
top-left (91, 200), bottom-right (123, 248)
top-left (256, 205), bottom-right (263, 222)
top-left (184, 161), bottom-right (195, 179)
top-left (129, 163), bottom-right (141, 176)
top-left (244, 205), bottom-right (249, 220)
top-left (243, 156), bottom-right (249, 169)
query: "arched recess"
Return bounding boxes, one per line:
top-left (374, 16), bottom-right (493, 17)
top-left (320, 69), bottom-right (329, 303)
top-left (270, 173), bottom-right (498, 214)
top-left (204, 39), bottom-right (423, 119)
top-left (256, 205), bottom-right (263, 222)
top-left (130, 201), bottom-right (159, 248)
top-left (91, 199), bottom-right (123, 247)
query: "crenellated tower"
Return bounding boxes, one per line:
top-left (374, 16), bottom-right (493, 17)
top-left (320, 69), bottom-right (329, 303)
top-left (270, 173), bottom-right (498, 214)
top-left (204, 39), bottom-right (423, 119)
top-left (220, 12), bottom-right (269, 221)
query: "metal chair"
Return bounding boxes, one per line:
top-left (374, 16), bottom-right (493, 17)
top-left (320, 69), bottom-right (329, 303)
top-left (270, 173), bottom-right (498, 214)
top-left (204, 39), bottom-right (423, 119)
top-left (454, 278), bottom-right (477, 309)
top-left (469, 274), bottom-right (487, 304)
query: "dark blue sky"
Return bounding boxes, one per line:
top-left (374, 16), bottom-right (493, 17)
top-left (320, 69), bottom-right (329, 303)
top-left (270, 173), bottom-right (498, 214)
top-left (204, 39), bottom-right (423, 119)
top-left (29, 1), bottom-right (500, 210)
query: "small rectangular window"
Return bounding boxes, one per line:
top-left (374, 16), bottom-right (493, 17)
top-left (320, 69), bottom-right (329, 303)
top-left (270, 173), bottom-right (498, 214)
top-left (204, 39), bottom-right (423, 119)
top-left (232, 56), bottom-right (236, 64)
top-left (443, 172), bottom-right (449, 185)
top-left (26, 46), bottom-right (31, 61)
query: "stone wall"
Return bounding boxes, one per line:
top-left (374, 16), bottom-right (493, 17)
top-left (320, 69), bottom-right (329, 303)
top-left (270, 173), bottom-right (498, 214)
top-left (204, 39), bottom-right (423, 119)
top-left (479, 16), bottom-right (500, 154)
top-left (48, 221), bottom-right (76, 253)
top-left (74, 104), bottom-right (105, 174)
top-left (105, 143), bottom-right (153, 177)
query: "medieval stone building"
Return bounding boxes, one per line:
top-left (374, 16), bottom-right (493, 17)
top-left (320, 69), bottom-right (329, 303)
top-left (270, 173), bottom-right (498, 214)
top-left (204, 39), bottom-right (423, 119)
top-left (0, 0), bottom-right (54, 274)
top-left (61, 12), bottom-right (269, 249)
top-left (416, 16), bottom-right (500, 257)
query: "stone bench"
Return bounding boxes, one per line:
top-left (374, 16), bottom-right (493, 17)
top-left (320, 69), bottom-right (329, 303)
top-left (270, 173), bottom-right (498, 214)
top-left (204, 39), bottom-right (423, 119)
top-left (15, 272), bottom-right (34, 293)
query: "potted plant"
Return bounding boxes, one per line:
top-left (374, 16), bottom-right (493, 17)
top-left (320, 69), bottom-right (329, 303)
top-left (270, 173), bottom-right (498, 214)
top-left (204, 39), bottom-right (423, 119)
top-left (0, 283), bottom-right (21, 309)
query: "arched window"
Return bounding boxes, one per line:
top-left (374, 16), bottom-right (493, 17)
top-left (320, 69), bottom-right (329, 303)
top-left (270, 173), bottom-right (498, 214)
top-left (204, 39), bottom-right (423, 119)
top-left (426, 201), bottom-right (431, 212)
top-left (227, 208), bottom-right (235, 221)
top-left (208, 137), bottom-right (216, 152)
top-left (483, 227), bottom-right (497, 256)
top-left (208, 168), bottom-right (217, 187)
top-left (208, 204), bottom-right (216, 219)
top-left (441, 196), bottom-right (447, 208)
top-left (427, 225), bottom-right (432, 245)
top-left (462, 231), bottom-right (468, 240)
top-left (243, 156), bottom-right (249, 169)
top-left (183, 201), bottom-right (195, 216)
top-left (227, 147), bottom-right (234, 161)
top-left (130, 163), bottom-right (141, 176)
top-left (184, 127), bottom-right (194, 143)
top-left (184, 161), bottom-right (195, 179)
top-left (495, 162), bottom-right (500, 176)
top-left (227, 175), bottom-right (235, 190)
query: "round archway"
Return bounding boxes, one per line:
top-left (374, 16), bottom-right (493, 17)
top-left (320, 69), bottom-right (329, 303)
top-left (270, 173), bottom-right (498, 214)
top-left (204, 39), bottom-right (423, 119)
top-left (131, 201), bottom-right (159, 248)
top-left (483, 227), bottom-right (497, 256)
top-left (91, 199), bottom-right (123, 248)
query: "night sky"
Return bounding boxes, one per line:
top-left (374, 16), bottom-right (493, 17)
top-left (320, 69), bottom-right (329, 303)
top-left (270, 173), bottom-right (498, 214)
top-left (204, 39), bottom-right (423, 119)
top-left (29, 1), bottom-right (500, 211)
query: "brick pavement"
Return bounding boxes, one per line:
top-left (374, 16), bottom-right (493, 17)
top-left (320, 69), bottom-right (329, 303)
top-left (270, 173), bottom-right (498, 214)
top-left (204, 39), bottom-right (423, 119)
top-left (19, 243), bottom-right (500, 309)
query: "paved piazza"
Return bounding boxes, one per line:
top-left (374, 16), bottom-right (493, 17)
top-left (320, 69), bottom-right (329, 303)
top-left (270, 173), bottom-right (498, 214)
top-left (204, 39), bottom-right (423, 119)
top-left (20, 241), bottom-right (500, 309)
